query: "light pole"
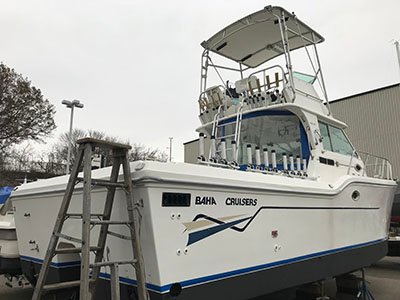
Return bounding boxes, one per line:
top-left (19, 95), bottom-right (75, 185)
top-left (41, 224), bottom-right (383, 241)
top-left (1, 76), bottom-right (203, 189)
top-left (62, 99), bottom-right (84, 174)
top-left (168, 137), bottom-right (173, 162)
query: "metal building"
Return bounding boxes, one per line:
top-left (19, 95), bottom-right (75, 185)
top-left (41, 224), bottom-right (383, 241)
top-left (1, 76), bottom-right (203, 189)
top-left (330, 83), bottom-right (400, 180)
top-left (184, 137), bottom-right (209, 165)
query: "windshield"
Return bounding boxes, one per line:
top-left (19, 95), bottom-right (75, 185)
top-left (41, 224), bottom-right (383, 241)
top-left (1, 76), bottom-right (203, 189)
top-left (207, 111), bottom-right (308, 166)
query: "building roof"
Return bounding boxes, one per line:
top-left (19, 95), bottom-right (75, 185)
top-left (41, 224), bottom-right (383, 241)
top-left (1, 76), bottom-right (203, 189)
top-left (330, 83), bottom-right (400, 104)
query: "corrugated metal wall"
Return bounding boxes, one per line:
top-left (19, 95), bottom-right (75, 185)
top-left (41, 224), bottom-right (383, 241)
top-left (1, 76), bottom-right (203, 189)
top-left (184, 137), bottom-right (210, 164)
top-left (330, 84), bottom-right (400, 179)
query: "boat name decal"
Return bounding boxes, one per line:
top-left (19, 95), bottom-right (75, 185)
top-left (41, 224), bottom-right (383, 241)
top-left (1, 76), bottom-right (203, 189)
top-left (195, 196), bottom-right (216, 205)
top-left (226, 197), bottom-right (257, 206)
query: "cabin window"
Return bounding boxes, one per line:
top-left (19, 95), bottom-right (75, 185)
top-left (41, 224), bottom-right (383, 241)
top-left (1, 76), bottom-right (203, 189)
top-left (318, 121), bottom-right (353, 156)
top-left (319, 122), bottom-right (333, 151)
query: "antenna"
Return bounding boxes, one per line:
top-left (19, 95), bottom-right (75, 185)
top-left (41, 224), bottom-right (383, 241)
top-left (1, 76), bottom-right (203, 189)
top-left (392, 39), bottom-right (400, 81)
top-left (168, 137), bottom-right (173, 162)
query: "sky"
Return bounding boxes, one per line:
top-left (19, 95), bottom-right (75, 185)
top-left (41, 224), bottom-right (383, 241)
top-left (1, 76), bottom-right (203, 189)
top-left (1, 0), bottom-right (399, 162)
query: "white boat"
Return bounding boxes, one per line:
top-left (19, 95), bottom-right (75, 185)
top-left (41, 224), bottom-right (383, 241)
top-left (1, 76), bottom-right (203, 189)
top-left (11, 6), bottom-right (396, 300)
top-left (0, 199), bottom-right (21, 275)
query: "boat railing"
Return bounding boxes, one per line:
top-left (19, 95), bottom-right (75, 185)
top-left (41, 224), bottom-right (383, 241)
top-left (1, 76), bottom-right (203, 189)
top-left (246, 65), bottom-right (288, 95)
top-left (199, 66), bottom-right (289, 112)
top-left (211, 106), bottom-right (221, 133)
top-left (352, 151), bottom-right (393, 180)
top-left (198, 85), bottom-right (227, 114)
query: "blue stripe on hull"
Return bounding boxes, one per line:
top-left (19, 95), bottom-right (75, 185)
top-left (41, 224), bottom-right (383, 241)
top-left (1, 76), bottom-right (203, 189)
top-left (20, 238), bottom-right (386, 294)
top-left (19, 255), bottom-right (80, 268)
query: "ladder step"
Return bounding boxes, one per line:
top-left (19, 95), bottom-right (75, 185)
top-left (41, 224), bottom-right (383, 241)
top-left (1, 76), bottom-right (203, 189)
top-left (66, 213), bottom-right (104, 219)
top-left (90, 220), bottom-right (132, 225)
top-left (77, 177), bottom-right (127, 188)
top-left (54, 246), bottom-right (102, 254)
top-left (107, 230), bottom-right (133, 240)
top-left (217, 121), bottom-right (236, 126)
top-left (77, 138), bottom-right (131, 150)
top-left (215, 135), bottom-right (235, 140)
top-left (55, 233), bottom-right (83, 244)
top-left (90, 260), bottom-right (137, 268)
top-left (42, 279), bottom-right (93, 291)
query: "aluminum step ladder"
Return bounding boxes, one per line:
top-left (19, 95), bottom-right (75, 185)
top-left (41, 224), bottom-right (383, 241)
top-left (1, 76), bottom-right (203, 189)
top-left (32, 138), bottom-right (148, 300)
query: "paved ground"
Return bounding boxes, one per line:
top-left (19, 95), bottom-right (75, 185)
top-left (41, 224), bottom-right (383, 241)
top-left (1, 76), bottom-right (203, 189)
top-left (361, 256), bottom-right (400, 299)
top-left (1, 256), bottom-right (399, 300)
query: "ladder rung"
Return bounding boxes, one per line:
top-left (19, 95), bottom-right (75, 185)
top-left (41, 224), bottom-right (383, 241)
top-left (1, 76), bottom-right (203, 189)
top-left (42, 280), bottom-right (92, 291)
top-left (65, 213), bottom-right (104, 219)
top-left (90, 260), bottom-right (137, 268)
top-left (107, 230), bottom-right (133, 240)
top-left (93, 179), bottom-right (127, 188)
top-left (218, 121), bottom-right (236, 126)
top-left (90, 220), bottom-right (132, 225)
top-left (56, 233), bottom-right (83, 244)
top-left (217, 134), bottom-right (235, 138)
top-left (54, 246), bottom-right (102, 255)
top-left (77, 178), bottom-right (126, 188)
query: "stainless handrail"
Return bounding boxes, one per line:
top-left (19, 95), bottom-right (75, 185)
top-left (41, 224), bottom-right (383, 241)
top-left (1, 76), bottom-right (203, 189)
top-left (347, 150), bottom-right (357, 175)
top-left (233, 100), bottom-right (246, 162)
top-left (198, 85), bottom-right (227, 101)
top-left (211, 105), bottom-right (223, 138)
top-left (198, 85), bottom-right (229, 113)
top-left (247, 65), bottom-right (288, 93)
top-left (355, 150), bottom-right (393, 180)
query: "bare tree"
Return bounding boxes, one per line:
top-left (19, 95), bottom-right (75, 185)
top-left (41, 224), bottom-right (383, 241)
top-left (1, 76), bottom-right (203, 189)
top-left (128, 144), bottom-right (168, 162)
top-left (0, 63), bottom-right (56, 152)
top-left (53, 129), bottom-right (167, 172)
top-left (8, 144), bottom-right (34, 171)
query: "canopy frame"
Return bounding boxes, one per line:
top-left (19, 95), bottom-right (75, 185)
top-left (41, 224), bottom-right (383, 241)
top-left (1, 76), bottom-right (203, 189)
top-left (199, 6), bottom-right (331, 114)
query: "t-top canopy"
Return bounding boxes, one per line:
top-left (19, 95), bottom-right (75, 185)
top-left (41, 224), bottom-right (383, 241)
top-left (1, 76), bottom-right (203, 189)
top-left (201, 6), bottom-right (324, 68)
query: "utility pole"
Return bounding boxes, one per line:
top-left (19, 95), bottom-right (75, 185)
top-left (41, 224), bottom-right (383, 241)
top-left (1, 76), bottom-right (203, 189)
top-left (168, 137), bottom-right (173, 162)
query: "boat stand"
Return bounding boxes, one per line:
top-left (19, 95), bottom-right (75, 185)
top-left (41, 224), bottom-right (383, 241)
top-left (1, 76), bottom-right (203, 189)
top-left (315, 280), bottom-right (330, 300)
top-left (31, 138), bottom-right (148, 300)
top-left (296, 279), bottom-right (333, 300)
top-left (357, 268), bottom-right (375, 300)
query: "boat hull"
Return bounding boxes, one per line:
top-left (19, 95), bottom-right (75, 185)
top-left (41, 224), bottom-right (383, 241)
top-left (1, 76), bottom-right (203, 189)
top-left (151, 240), bottom-right (385, 300)
top-left (19, 239), bottom-right (386, 300)
top-left (0, 212), bottom-right (21, 275)
top-left (0, 257), bottom-right (22, 275)
top-left (12, 162), bottom-right (396, 299)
